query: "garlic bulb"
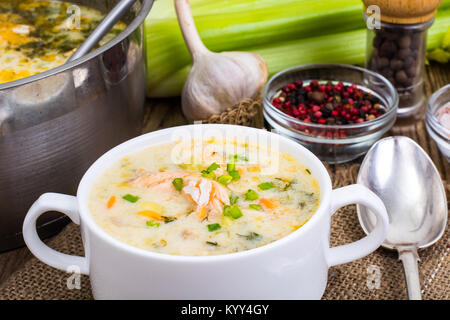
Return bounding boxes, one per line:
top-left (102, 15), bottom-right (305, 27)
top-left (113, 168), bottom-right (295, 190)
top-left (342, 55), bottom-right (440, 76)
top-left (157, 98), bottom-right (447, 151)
top-left (174, 0), bottom-right (268, 121)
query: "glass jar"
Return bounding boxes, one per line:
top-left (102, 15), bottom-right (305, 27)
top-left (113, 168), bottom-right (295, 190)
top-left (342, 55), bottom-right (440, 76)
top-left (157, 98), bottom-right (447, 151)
top-left (365, 17), bottom-right (434, 118)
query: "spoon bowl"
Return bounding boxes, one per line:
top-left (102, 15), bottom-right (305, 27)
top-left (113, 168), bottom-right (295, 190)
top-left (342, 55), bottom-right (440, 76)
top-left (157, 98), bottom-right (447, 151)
top-left (357, 136), bottom-right (447, 299)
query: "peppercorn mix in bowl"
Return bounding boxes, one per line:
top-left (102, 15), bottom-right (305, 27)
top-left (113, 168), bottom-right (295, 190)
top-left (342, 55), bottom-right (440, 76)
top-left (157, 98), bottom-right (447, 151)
top-left (263, 64), bottom-right (398, 163)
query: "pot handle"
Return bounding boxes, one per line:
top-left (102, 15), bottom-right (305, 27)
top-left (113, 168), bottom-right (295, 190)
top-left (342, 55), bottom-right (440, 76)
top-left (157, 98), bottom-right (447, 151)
top-left (326, 184), bottom-right (389, 267)
top-left (23, 193), bottom-right (89, 275)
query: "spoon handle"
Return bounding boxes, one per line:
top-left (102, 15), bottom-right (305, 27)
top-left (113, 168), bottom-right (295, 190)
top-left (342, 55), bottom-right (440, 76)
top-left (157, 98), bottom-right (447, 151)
top-left (398, 248), bottom-right (422, 300)
top-left (68, 0), bottom-right (137, 62)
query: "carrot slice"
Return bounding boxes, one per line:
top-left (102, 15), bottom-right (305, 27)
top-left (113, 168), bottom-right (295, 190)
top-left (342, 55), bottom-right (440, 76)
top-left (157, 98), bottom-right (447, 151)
top-left (260, 198), bottom-right (277, 209)
top-left (137, 210), bottom-right (165, 221)
top-left (106, 196), bottom-right (116, 209)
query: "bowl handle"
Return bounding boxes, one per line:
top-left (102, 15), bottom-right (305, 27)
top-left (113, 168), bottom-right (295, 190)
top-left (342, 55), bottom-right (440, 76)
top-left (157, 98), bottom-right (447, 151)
top-left (326, 184), bottom-right (389, 267)
top-left (22, 193), bottom-right (89, 275)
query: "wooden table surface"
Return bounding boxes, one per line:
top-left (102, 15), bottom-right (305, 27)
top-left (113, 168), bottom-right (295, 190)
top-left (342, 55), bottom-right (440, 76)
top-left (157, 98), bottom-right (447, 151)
top-left (1, 62), bottom-right (449, 291)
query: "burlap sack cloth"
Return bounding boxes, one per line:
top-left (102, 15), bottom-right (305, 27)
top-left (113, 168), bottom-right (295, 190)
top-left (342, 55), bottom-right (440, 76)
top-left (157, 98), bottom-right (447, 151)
top-left (0, 99), bottom-right (448, 300)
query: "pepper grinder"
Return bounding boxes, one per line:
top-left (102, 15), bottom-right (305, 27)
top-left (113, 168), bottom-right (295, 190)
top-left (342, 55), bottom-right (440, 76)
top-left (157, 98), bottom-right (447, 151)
top-left (363, 0), bottom-right (442, 118)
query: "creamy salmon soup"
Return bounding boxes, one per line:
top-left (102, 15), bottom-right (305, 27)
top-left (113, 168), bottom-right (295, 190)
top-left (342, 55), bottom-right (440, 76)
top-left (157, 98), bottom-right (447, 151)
top-left (89, 139), bottom-right (320, 256)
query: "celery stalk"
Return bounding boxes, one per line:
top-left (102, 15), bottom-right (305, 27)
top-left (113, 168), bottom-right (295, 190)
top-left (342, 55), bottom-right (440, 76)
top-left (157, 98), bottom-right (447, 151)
top-left (145, 0), bottom-right (450, 98)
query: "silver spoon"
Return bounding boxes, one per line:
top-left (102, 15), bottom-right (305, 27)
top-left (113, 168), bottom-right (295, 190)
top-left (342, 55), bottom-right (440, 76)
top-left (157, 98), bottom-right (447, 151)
top-left (68, 0), bottom-right (138, 62)
top-left (356, 136), bottom-right (447, 300)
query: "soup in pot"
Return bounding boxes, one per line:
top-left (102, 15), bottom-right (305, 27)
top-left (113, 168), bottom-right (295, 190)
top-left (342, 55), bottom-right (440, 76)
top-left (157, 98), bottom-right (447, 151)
top-left (89, 139), bottom-right (320, 256)
top-left (0, 0), bottom-right (126, 84)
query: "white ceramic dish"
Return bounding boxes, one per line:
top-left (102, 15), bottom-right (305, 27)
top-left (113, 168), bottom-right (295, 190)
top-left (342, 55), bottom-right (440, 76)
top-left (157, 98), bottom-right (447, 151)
top-left (23, 124), bottom-right (388, 299)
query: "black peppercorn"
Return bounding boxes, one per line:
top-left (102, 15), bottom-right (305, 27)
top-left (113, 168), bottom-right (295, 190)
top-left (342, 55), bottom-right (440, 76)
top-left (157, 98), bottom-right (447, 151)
top-left (398, 35), bottom-right (411, 48)
top-left (390, 59), bottom-right (403, 70)
top-left (395, 70), bottom-right (409, 84)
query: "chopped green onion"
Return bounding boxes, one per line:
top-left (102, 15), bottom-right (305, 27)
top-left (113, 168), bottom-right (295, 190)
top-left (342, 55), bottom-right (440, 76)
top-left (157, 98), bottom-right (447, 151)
top-left (122, 194), bottom-right (140, 203)
top-left (228, 169), bottom-right (240, 181)
top-left (229, 154), bottom-right (248, 162)
top-left (226, 162), bottom-right (235, 172)
top-left (162, 216), bottom-right (177, 223)
top-left (172, 178), bottom-right (184, 191)
top-left (207, 223), bottom-right (221, 232)
top-left (146, 220), bottom-right (160, 227)
top-left (207, 162), bottom-right (220, 172)
top-left (258, 182), bottom-right (275, 190)
top-left (229, 194), bottom-right (239, 205)
top-left (223, 205), bottom-right (243, 219)
top-left (201, 170), bottom-right (216, 180)
top-left (206, 241), bottom-right (218, 246)
top-left (305, 168), bottom-right (311, 175)
top-left (202, 163), bottom-right (220, 179)
top-left (245, 189), bottom-right (259, 201)
top-left (249, 204), bottom-right (262, 211)
top-left (217, 174), bottom-right (233, 185)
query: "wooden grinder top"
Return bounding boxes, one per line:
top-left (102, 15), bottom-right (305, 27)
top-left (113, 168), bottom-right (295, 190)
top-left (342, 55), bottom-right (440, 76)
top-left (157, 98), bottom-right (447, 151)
top-left (362, 0), bottom-right (442, 24)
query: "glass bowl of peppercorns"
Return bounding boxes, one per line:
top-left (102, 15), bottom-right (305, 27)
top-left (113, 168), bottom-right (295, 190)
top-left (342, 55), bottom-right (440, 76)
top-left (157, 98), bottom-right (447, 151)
top-left (262, 64), bottom-right (398, 164)
top-left (426, 84), bottom-right (450, 162)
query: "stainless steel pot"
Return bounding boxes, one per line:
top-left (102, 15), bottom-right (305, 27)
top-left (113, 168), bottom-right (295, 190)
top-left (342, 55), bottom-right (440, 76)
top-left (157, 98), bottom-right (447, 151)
top-left (0, 0), bottom-right (154, 251)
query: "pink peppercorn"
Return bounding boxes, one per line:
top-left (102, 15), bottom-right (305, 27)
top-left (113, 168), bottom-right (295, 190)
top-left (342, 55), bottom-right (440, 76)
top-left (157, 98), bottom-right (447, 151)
top-left (271, 80), bottom-right (386, 137)
top-left (294, 80), bottom-right (303, 87)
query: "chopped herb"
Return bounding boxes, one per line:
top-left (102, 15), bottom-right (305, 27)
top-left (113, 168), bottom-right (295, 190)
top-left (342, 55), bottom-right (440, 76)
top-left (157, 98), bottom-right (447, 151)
top-left (201, 170), bottom-right (216, 180)
top-left (258, 182), bottom-right (275, 190)
top-left (146, 220), bottom-right (160, 227)
top-left (206, 241), bottom-right (218, 246)
top-left (226, 162), bottom-right (235, 172)
top-left (249, 204), bottom-right (262, 211)
top-left (207, 163), bottom-right (220, 172)
top-left (305, 168), bottom-right (311, 175)
top-left (230, 194), bottom-right (239, 205)
top-left (281, 181), bottom-right (293, 191)
top-left (217, 174), bottom-right (233, 185)
top-left (301, 191), bottom-right (315, 198)
top-left (172, 178), bottom-right (184, 191)
top-left (229, 154), bottom-right (248, 162)
top-left (122, 194), bottom-right (140, 203)
top-left (223, 205), bottom-right (243, 219)
top-left (228, 169), bottom-right (240, 181)
top-left (237, 232), bottom-right (262, 241)
top-left (162, 216), bottom-right (177, 223)
top-left (207, 223), bottom-right (221, 232)
top-left (299, 201), bottom-right (306, 209)
top-left (245, 189), bottom-right (259, 201)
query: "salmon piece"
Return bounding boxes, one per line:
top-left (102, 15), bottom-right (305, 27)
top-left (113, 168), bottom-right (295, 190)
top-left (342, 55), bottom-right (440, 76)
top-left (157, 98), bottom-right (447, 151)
top-left (183, 176), bottom-right (230, 222)
top-left (182, 229), bottom-right (199, 239)
top-left (128, 170), bottom-right (230, 222)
